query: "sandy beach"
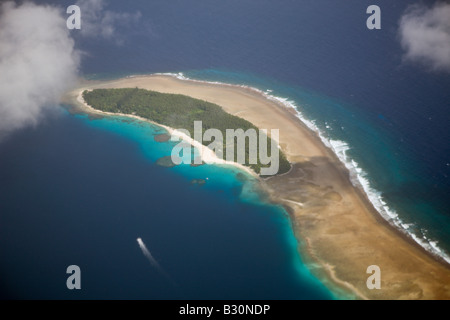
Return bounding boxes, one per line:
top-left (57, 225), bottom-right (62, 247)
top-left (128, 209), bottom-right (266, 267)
top-left (66, 74), bottom-right (450, 299)
top-left (75, 88), bottom-right (257, 178)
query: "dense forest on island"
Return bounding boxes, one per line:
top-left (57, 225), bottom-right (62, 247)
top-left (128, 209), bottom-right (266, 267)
top-left (83, 88), bottom-right (291, 175)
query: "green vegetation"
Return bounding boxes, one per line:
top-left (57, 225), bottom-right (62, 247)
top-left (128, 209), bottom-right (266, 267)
top-left (83, 88), bottom-right (291, 175)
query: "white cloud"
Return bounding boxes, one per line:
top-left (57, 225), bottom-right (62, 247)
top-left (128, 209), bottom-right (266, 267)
top-left (399, 2), bottom-right (450, 72)
top-left (0, 1), bottom-right (80, 135)
top-left (76, 0), bottom-right (142, 43)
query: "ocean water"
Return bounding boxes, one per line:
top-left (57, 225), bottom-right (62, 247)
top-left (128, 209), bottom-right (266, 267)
top-left (0, 109), bottom-right (335, 299)
top-left (1, 0), bottom-right (449, 299)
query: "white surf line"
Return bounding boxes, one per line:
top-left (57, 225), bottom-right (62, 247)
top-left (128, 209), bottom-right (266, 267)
top-left (136, 237), bottom-right (176, 286)
top-left (156, 72), bottom-right (450, 265)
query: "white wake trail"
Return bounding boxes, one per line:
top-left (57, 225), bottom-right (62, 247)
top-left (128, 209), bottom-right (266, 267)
top-left (136, 237), bottom-right (175, 286)
top-left (137, 237), bottom-right (161, 268)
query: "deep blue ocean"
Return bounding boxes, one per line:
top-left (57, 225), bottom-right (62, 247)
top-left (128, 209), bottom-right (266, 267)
top-left (1, 0), bottom-right (449, 299)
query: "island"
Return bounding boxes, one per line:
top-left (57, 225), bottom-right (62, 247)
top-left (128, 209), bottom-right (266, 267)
top-left (82, 87), bottom-right (291, 176)
top-left (67, 74), bottom-right (450, 299)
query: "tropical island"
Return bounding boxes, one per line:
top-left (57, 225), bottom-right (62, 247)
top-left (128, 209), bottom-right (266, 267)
top-left (68, 74), bottom-right (450, 300)
top-left (82, 88), bottom-right (291, 176)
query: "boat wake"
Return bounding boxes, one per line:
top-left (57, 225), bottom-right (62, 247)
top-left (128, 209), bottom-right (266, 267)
top-left (136, 237), bottom-right (177, 285)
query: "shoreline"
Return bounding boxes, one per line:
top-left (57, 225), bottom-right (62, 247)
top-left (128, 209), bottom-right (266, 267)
top-left (160, 73), bottom-right (450, 265)
top-left (66, 74), bottom-right (450, 299)
top-left (75, 89), bottom-right (258, 179)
